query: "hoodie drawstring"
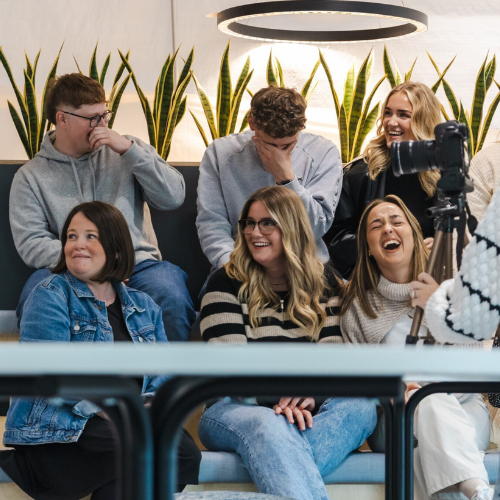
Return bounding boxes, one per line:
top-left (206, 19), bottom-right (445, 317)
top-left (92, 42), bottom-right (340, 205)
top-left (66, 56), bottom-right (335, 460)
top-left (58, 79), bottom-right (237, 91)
top-left (70, 158), bottom-right (84, 203)
top-left (70, 155), bottom-right (97, 203)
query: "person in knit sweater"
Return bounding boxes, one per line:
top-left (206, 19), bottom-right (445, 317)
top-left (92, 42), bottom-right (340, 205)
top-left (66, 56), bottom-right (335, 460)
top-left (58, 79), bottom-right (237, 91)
top-left (198, 187), bottom-right (376, 500)
top-left (340, 195), bottom-right (493, 500)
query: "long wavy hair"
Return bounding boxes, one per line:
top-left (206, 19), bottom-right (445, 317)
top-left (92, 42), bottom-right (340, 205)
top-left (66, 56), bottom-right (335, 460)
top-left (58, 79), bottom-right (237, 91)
top-left (363, 81), bottom-right (442, 197)
top-left (225, 187), bottom-right (328, 340)
top-left (340, 195), bottom-right (429, 318)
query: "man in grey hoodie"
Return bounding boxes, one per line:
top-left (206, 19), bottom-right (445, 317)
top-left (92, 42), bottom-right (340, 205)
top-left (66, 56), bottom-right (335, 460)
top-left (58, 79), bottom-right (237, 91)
top-left (10, 73), bottom-right (195, 341)
top-left (196, 86), bottom-right (342, 273)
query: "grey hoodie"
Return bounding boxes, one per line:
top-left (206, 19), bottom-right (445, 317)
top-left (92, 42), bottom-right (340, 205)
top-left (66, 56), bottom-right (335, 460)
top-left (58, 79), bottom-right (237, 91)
top-left (196, 129), bottom-right (342, 268)
top-left (10, 131), bottom-right (185, 269)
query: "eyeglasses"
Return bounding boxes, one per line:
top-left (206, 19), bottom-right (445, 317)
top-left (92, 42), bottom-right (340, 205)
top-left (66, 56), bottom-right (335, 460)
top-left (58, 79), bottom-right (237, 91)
top-left (238, 218), bottom-right (278, 235)
top-left (60, 110), bottom-right (114, 129)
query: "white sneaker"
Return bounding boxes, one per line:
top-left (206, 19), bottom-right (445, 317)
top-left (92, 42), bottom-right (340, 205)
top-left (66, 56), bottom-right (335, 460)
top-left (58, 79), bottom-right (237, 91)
top-left (471, 486), bottom-right (494, 500)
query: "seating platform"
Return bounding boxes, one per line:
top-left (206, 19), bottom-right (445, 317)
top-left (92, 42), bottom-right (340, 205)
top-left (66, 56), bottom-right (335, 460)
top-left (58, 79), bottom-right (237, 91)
top-left (1, 451), bottom-right (499, 487)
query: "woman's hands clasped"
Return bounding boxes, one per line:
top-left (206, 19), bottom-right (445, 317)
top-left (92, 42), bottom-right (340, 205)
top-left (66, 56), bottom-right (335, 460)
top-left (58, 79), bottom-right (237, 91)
top-left (274, 397), bottom-right (315, 431)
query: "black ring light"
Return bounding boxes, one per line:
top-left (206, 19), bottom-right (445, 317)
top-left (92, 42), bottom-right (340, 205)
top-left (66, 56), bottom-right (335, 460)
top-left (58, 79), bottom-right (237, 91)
top-left (217, 1), bottom-right (428, 43)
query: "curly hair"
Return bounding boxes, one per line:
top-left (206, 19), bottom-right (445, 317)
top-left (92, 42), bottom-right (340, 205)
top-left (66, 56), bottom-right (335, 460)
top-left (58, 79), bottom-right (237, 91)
top-left (250, 86), bottom-right (306, 138)
top-left (225, 187), bottom-right (329, 340)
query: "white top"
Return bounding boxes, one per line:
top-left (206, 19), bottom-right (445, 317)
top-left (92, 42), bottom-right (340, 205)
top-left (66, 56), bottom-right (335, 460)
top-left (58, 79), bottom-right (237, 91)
top-left (380, 314), bottom-right (428, 345)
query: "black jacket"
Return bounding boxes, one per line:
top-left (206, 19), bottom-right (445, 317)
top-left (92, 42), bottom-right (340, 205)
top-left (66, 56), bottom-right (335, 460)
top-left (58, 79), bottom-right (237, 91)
top-left (325, 157), bottom-right (437, 278)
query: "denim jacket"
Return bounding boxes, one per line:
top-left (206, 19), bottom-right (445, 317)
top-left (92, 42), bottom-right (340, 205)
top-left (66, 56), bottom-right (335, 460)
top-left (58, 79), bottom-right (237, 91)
top-left (3, 272), bottom-right (169, 445)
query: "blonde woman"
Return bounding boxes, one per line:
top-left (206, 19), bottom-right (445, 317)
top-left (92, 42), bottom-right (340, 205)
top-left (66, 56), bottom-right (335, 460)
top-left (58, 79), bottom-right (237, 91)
top-left (328, 81), bottom-right (442, 278)
top-left (198, 187), bottom-right (376, 500)
top-left (340, 195), bottom-right (493, 500)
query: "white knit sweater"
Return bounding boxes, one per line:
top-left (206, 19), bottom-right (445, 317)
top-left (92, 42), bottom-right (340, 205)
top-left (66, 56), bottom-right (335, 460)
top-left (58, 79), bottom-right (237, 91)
top-left (425, 164), bottom-right (500, 343)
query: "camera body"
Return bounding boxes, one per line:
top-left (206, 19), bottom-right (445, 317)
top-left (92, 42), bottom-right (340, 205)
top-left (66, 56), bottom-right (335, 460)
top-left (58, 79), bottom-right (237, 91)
top-left (391, 120), bottom-right (473, 195)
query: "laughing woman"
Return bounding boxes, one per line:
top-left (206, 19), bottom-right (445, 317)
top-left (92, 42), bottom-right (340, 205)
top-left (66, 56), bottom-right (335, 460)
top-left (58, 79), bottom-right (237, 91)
top-left (327, 82), bottom-right (441, 278)
top-left (198, 186), bottom-right (377, 500)
top-left (340, 195), bottom-right (493, 500)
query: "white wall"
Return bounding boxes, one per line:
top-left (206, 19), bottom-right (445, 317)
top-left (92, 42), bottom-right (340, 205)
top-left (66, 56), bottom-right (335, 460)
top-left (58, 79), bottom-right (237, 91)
top-left (0, 0), bottom-right (499, 161)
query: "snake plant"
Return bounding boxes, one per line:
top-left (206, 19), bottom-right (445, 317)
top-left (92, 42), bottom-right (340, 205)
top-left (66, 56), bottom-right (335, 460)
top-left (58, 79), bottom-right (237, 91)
top-left (319, 48), bottom-right (385, 164)
top-left (0, 44), bottom-right (63, 159)
top-left (266, 48), bottom-right (320, 103)
top-left (429, 52), bottom-right (500, 157)
top-left (383, 46), bottom-right (417, 89)
top-left (73, 41), bottom-right (131, 129)
top-left (118, 46), bottom-right (193, 160)
top-left (189, 41), bottom-right (254, 147)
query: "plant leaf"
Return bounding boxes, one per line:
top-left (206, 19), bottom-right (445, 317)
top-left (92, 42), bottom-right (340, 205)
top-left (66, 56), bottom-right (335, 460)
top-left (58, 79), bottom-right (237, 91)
top-left (25, 52), bottom-right (34, 80)
top-left (232, 56), bottom-right (251, 111)
top-left (191, 72), bottom-right (217, 141)
top-left (319, 49), bottom-right (339, 119)
top-left (351, 76), bottom-right (385, 158)
top-left (276, 58), bottom-right (285, 87)
top-left (24, 70), bottom-right (39, 156)
top-left (176, 95), bottom-right (187, 126)
top-left (32, 49), bottom-right (41, 84)
top-left (217, 41), bottom-right (232, 137)
top-left (383, 46), bottom-right (396, 88)
top-left (157, 47), bottom-right (179, 151)
top-left (343, 62), bottom-right (355, 120)
top-left (431, 56), bottom-right (456, 93)
top-left (485, 55), bottom-right (496, 93)
top-left (177, 46), bottom-right (194, 91)
top-left (440, 103), bottom-right (451, 121)
top-left (477, 88), bottom-right (500, 153)
top-left (73, 55), bottom-right (83, 74)
top-left (38, 43), bottom-right (64, 150)
top-left (228, 69), bottom-right (253, 135)
top-left (112, 50), bottom-right (130, 87)
top-left (267, 49), bottom-right (277, 86)
top-left (153, 54), bottom-right (171, 123)
top-left (470, 54), bottom-right (488, 152)
top-left (89, 41), bottom-right (99, 82)
top-left (301, 59), bottom-right (320, 101)
top-left (99, 53), bottom-right (111, 87)
top-left (0, 46), bottom-right (31, 135)
top-left (405, 57), bottom-right (417, 82)
top-left (395, 68), bottom-right (402, 86)
top-left (189, 109), bottom-right (209, 147)
top-left (352, 103), bottom-right (380, 159)
top-left (339, 104), bottom-right (349, 163)
top-left (459, 101), bottom-right (474, 154)
top-left (7, 100), bottom-right (31, 158)
top-left (240, 108), bottom-right (251, 132)
top-left (161, 71), bottom-right (191, 159)
top-left (348, 49), bottom-right (373, 153)
top-left (107, 73), bottom-right (131, 129)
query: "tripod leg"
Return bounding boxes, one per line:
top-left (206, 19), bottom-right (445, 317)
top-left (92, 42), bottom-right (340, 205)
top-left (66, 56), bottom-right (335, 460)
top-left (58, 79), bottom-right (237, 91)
top-left (444, 232), bottom-right (454, 280)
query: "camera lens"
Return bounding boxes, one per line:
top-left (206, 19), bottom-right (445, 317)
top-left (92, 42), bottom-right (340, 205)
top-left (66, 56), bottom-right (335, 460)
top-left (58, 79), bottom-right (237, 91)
top-left (391, 140), bottom-right (439, 177)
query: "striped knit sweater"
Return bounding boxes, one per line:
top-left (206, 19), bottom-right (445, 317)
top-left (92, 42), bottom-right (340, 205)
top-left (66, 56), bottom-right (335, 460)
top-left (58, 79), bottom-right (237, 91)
top-left (200, 267), bottom-right (343, 343)
top-left (425, 171), bottom-right (500, 343)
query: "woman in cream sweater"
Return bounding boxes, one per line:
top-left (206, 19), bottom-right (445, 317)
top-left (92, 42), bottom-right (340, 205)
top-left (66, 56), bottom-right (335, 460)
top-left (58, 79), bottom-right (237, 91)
top-left (340, 195), bottom-right (493, 500)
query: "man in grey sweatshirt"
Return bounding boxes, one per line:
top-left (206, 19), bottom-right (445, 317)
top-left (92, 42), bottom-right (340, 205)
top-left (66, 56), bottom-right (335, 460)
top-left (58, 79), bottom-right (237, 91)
top-left (197, 86), bottom-right (342, 271)
top-left (10, 73), bottom-right (195, 341)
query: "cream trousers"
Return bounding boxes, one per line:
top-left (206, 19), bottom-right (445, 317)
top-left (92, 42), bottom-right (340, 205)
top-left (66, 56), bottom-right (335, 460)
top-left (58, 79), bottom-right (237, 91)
top-left (413, 392), bottom-right (490, 499)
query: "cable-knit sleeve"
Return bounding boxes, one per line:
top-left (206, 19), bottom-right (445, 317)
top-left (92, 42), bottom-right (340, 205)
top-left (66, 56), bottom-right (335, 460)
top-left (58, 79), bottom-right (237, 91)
top-left (425, 181), bottom-right (500, 343)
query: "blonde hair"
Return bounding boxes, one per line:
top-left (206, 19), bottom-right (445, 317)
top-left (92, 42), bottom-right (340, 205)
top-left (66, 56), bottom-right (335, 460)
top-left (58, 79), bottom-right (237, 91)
top-left (340, 195), bottom-right (429, 318)
top-left (225, 187), bottom-right (329, 340)
top-left (363, 81), bottom-right (442, 197)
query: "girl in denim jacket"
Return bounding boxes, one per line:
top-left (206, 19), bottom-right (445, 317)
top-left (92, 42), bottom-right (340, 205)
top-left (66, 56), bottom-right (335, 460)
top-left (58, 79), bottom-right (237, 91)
top-left (0, 201), bottom-right (200, 499)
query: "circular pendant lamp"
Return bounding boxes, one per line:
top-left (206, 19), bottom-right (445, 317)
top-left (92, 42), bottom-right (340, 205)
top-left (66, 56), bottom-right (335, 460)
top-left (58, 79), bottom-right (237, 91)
top-left (217, 1), bottom-right (428, 43)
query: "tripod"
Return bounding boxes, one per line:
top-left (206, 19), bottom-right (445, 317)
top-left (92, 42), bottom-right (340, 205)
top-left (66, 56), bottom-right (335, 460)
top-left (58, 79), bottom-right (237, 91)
top-left (406, 200), bottom-right (463, 345)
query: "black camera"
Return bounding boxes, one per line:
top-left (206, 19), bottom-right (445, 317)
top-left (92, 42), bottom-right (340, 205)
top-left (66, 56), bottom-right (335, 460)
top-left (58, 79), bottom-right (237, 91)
top-left (391, 120), bottom-right (473, 194)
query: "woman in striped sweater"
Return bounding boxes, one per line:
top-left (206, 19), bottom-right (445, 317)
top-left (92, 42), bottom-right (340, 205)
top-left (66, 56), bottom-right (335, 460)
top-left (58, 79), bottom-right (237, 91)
top-left (198, 187), bottom-right (377, 500)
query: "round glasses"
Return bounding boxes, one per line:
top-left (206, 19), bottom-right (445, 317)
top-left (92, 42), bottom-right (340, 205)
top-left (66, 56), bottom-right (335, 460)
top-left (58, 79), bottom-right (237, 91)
top-left (61, 110), bottom-right (114, 128)
top-left (238, 218), bottom-right (278, 235)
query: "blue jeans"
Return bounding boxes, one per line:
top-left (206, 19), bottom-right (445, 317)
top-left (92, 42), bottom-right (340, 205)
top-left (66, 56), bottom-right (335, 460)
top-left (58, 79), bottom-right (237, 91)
top-left (198, 397), bottom-right (377, 500)
top-left (17, 260), bottom-right (195, 342)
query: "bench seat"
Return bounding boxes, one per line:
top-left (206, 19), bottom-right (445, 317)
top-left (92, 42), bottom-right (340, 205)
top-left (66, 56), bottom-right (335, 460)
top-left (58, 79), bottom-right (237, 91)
top-left (2, 451), bottom-right (498, 485)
